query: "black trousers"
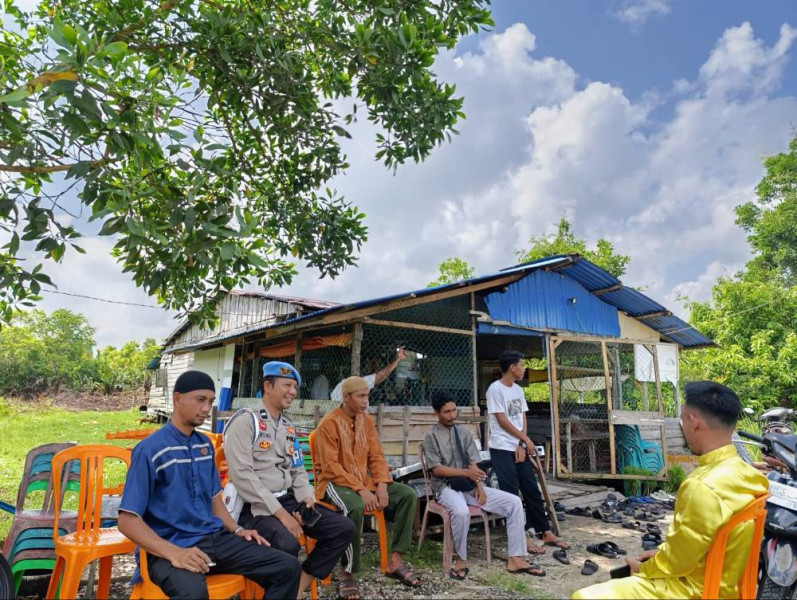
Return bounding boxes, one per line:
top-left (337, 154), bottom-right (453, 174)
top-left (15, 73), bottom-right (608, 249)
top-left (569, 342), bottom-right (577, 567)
top-left (148, 530), bottom-right (301, 600)
top-left (239, 494), bottom-right (355, 579)
top-left (490, 448), bottom-right (552, 535)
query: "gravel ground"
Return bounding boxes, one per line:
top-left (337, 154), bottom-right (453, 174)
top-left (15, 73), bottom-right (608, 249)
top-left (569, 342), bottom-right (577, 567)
top-left (16, 505), bottom-right (674, 599)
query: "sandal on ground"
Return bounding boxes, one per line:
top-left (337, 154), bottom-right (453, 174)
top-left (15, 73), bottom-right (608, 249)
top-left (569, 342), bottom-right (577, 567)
top-left (603, 541), bottom-right (627, 555)
top-left (581, 559), bottom-right (599, 576)
top-left (602, 513), bottom-right (624, 524)
top-left (385, 564), bottom-right (421, 587)
top-left (337, 575), bottom-right (360, 600)
top-left (587, 543), bottom-right (619, 559)
top-left (508, 565), bottom-right (546, 577)
top-left (449, 566), bottom-right (469, 581)
top-left (552, 549), bottom-right (570, 565)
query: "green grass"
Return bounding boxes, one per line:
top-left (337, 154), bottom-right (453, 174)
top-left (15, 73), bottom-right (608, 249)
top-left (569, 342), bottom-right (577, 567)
top-left (0, 400), bottom-right (157, 540)
top-left (482, 571), bottom-right (551, 598)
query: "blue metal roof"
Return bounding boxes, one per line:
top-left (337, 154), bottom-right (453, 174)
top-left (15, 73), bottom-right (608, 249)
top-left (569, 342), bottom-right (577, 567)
top-left (210, 254), bottom-right (712, 349)
top-left (484, 269), bottom-right (621, 337)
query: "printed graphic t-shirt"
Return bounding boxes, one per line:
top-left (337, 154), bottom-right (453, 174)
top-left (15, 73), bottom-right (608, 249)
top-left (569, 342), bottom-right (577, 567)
top-left (486, 380), bottom-right (528, 452)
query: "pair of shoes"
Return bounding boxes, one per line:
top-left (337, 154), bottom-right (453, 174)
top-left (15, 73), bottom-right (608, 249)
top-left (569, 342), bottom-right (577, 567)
top-left (587, 542), bottom-right (626, 559)
top-left (567, 506), bottom-right (590, 516)
top-left (602, 512), bottom-right (624, 524)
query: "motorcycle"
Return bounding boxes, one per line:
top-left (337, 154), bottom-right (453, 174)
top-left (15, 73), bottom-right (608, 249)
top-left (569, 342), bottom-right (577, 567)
top-left (737, 425), bottom-right (797, 599)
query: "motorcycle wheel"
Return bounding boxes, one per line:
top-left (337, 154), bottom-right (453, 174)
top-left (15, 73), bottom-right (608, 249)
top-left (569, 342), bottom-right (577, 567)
top-left (758, 577), bottom-right (794, 600)
top-left (0, 553), bottom-right (13, 600)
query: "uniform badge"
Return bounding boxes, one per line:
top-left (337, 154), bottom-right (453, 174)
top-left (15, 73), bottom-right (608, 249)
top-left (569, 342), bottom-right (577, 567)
top-left (286, 426), bottom-right (295, 434)
top-left (259, 441), bottom-right (271, 450)
top-left (258, 421), bottom-right (267, 431)
top-left (200, 447), bottom-right (208, 456)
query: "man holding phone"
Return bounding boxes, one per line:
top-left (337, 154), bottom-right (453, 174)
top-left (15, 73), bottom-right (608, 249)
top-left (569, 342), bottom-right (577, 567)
top-left (224, 361), bottom-right (355, 600)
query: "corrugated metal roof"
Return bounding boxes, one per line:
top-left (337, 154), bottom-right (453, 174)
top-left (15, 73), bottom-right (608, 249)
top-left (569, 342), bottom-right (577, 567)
top-left (484, 269), bottom-right (621, 337)
top-left (166, 254), bottom-right (712, 350)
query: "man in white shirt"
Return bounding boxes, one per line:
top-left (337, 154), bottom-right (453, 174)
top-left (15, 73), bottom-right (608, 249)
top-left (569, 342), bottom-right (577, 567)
top-left (329, 347), bottom-right (406, 402)
top-left (487, 350), bottom-right (569, 554)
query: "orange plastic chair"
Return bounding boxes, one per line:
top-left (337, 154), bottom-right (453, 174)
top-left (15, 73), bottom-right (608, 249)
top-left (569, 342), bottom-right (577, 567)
top-left (129, 548), bottom-right (247, 599)
top-left (416, 443), bottom-right (491, 574)
top-left (45, 445), bottom-right (135, 600)
top-left (215, 446), bottom-right (230, 487)
top-left (702, 493), bottom-right (770, 600)
top-left (202, 431), bottom-right (224, 452)
top-left (105, 429), bottom-right (156, 441)
top-left (307, 430), bottom-right (389, 574)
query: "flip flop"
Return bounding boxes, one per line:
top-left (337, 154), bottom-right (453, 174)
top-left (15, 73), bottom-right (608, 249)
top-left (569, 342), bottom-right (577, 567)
top-left (337, 575), bottom-right (360, 600)
top-left (449, 566), bottom-right (469, 581)
top-left (552, 549), bottom-right (570, 565)
top-left (567, 506), bottom-right (589, 516)
top-left (642, 532), bottom-right (662, 543)
top-left (603, 541), bottom-right (627, 556)
top-left (621, 520), bottom-right (642, 531)
top-left (581, 559), bottom-right (599, 576)
top-left (646, 524), bottom-right (662, 534)
top-left (385, 564), bottom-right (420, 588)
top-left (556, 512), bottom-right (566, 522)
top-left (602, 513), bottom-right (624, 524)
top-left (587, 543), bottom-right (619, 559)
top-left (643, 539), bottom-right (662, 551)
top-left (508, 566), bottom-right (546, 577)
top-left (554, 501), bottom-right (566, 512)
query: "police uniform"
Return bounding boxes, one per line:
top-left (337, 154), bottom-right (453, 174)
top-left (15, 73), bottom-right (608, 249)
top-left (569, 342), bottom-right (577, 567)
top-left (223, 362), bottom-right (355, 581)
top-left (120, 421), bottom-right (301, 600)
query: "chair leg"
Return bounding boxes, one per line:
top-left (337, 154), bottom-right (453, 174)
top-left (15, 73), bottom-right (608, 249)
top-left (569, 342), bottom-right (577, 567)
top-left (418, 507), bottom-right (429, 551)
top-left (375, 512), bottom-right (388, 574)
top-left (47, 556), bottom-right (85, 600)
top-left (310, 577), bottom-right (318, 600)
top-left (441, 515), bottom-right (452, 576)
top-left (45, 555), bottom-right (65, 600)
top-left (97, 555), bottom-right (113, 599)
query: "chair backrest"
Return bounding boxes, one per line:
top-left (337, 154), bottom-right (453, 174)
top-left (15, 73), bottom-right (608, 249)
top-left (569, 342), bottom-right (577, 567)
top-left (307, 431), bottom-right (320, 493)
top-left (702, 493), bottom-right (770, 600)
top-left (16, 442), bottom-right (77, 513)
top-left (51, 445), bottom-right (132, 540)
top-left (215, 446), bottom-right (229, 487)
top-left (416, 444), bottom-right (433, 501)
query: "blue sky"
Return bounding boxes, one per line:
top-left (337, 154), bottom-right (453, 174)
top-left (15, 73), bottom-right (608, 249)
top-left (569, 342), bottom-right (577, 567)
top-left (15, 0), bottom-right (797, 347)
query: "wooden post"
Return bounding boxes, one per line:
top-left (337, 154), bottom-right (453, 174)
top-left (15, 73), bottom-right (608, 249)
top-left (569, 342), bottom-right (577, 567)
top-left (350, 322), bottom-right (363, 376)
top-left (250, 342), bottom-right (259, 398)
top-left (296, 333), bottom-right (305, 407)
top-left (601, 341), bottom-right (617, 475)
top-left (401, 405), bottom-right (410, 467)
top-left (649, 344), bottom-right (669, 470)
top-left (376, 403), bottom-right (384, 439)
top-left (313, 405), bottom-right (320, 427)
top-left (547, 336), bottom-right (561, 478)
top-left (611, 345), bottom-right (623, 409)
top-left (673, 382), bottom-right (681, 418)
top-left (641, 380), bottom-right (649, 411)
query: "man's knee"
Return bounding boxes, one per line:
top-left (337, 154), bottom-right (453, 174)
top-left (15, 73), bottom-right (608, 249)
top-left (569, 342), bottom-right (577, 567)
top-left (268, 528), bottom-right (302, 556)
top-left (153, 568), bottom-right (209, 600)
top-left (345, 492), bottom-right (364, 519)
top-left (448, 505), bottom-right (470, 522)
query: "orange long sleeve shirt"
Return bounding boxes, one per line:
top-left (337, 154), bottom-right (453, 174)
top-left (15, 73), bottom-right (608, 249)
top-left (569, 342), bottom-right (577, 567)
top-left (314, 407), bottom-right (392, 499)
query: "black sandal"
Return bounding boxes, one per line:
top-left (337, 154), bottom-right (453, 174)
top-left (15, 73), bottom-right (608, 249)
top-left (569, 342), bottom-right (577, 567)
top-left (449, 566), bottom-right (469, 580)
top-left (386, 564), bottom-right (421, 587)
top-left (337, 575), bottom-right (360, 600)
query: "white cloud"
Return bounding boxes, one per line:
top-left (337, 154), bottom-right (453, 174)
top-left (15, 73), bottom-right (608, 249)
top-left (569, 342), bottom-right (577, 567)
top-left (611, 0), bottom-right (672, 28)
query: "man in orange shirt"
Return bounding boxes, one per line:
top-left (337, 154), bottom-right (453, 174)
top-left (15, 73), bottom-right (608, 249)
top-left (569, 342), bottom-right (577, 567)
top-left (315, 376), bottom-right (419, 598)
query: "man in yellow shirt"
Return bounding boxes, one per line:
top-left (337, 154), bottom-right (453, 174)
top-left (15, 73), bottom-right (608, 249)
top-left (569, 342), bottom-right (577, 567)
top-left (571, 381), bottom-right (769, 600)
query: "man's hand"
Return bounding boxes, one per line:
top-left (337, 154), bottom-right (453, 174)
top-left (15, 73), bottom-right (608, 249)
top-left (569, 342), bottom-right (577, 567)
top-left (276, 508), bottom-right (304, 539)
top-left (514, 445), bottom-right (526, 463)
top-left (358, 489), bottom-right (380, 512)
top-left (525, 438), bottom-right (539, 458)
top-left (637, 549), bottom-right (658, 562)
top-left (375, 483), bottom-right (389, 509)
top-left (235, 528), bottom-right (270, 546)
top-left (625, 557), bottom-right (642, 574)
top-left (396, 347), bottom-right (407, 362)
top-left (466, 464), bottom-right (487, 484)
top-left (167, 546), bottom-right (212, 573)
top-left (474, 484), bottom-right (487, 506)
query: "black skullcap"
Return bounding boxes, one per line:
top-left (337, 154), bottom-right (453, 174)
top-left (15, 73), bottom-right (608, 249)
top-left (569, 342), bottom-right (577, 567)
top-left (173, 370), bottom-right (215, 394)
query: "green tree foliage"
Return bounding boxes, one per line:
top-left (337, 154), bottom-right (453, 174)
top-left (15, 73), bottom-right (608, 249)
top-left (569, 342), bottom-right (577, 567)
top-left (96, 338), bottom-right (160, 392)
top-left (683, 136), bottom-right (797, 410)
top-left (0, 0), bottom-right (493, 326)
top-left (427, 256), bottom-right (475, 287)
top-left (515, 217), bottom-right (630, 278)
top-left (735, 136), bottom-right (797, 285)
top-left (0, 308), bottom-right (97, 393)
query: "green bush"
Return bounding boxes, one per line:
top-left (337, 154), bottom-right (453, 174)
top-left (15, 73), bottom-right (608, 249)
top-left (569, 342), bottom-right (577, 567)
top-left (665, 465), bottom-right (686, 493)
top-left (622, 465), bottom-right (656, 497)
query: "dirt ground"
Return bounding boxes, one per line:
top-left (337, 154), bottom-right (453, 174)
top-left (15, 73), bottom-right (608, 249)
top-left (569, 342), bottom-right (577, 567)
top-left (5, 389), bottom-right (148, 413)
top-left (15, 510), bottom-right (672, 600)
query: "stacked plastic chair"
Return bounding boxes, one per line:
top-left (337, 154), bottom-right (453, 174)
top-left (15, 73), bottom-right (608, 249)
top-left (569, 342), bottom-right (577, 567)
top-left (615, 425), bottom-right (664, 474)
top-left (1, 442), bottom-right (80, 595)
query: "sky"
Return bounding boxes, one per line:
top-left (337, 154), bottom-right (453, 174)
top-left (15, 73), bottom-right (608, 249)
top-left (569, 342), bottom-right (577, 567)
top-left (13, 0), bottom-right (797, 348)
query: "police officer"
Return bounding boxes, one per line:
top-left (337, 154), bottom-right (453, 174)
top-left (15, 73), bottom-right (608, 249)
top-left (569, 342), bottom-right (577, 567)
top-left (223, 361), bottom-right (355, 600)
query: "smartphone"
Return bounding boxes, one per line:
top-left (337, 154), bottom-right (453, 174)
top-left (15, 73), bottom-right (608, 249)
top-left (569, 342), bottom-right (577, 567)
top-left (610, 564), bottom-right (631, 579)
top-left (299, 503), bottom-right (322, 528)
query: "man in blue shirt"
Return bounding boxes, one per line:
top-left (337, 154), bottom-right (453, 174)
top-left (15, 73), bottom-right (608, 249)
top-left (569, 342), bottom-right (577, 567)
top-left (118, 370), bottom-right (301, 600)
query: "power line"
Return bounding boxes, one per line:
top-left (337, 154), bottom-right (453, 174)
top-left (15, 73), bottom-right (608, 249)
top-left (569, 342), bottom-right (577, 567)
top-left (44, 289), bottom-right (163, 309)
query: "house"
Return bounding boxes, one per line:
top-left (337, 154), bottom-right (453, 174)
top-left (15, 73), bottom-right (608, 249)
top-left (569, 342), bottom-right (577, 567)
top-left (147, 254), bottom-right (711, 480)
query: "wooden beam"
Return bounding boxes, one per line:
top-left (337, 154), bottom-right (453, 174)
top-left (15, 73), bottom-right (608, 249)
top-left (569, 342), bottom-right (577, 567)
top-left (636, 310), bottom-right (672, 319)
top-left (402, 405), bottom-right (410, 467)
top-left (262, 273), bottom-right (526, 338)
top-left (601, 341), bottom-right (616, 475)
top-left (363, 318), bottom-right (472, 337)
top-left (471, 292), bottom-right (478, 410)
top-left (592, 283), bottom-right (623, 295)
top-left (350, 322), bottom-right (363, 376)
top-left (548, 335), bottom-right (562, 479)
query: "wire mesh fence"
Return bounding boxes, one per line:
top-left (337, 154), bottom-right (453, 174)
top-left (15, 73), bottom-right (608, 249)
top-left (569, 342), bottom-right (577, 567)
top-left (553, 338), bottom-right (668, 479)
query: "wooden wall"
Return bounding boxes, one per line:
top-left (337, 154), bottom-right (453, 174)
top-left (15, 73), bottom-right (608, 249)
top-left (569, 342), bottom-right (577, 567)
top-left (147, 351), bottom-right (195, 418)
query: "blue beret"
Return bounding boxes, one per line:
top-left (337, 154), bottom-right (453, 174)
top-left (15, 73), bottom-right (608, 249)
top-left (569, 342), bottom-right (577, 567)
top-left (262, 361), bottom-right (301, 386)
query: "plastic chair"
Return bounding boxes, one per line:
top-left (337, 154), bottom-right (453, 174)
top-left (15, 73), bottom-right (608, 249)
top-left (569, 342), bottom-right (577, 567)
top-left (702, 493), bottom-right (770, 600)
top-left (416, 444), bottom-right (491, 575)
top-left (129, 548), bottom-right (247, 599)
top-left (215, 446), bottom-right (229, 488)
top-left (45, 445), bottom-right (135, 600)
top-left (1, 442), bottom-right (80, 592)
top-left (104, 429), bottom-right (156, 441)
top-left (307, 430), bottom-right (389, 574)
